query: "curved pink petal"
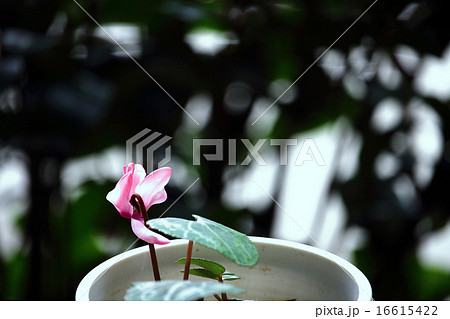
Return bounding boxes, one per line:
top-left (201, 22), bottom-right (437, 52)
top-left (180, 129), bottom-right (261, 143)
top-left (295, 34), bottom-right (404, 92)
top-left (106, 164), bottom-right (146, 218)
top-left (122, 163), bottom-right (146, 199)
top-left (106, 171), bottom-right (134, 218)
top-left (131, 217), bottom-right (170, 245)
top-left (123, 163), bottom-right (146, 176)
top-left (135, 167), bottom-right (171, 211)
top-left (123, 163), bottom-right (132, 175)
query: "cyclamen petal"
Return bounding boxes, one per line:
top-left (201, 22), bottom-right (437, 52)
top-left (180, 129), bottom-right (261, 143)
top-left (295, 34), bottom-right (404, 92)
top-left (106, 163), bottom-right (147, 218)
top-left (126, 164), bottom-right (146, 200)
top-left (131, 217), bottom-right (170, 245)
top-left (106, 171), bottom-right (135, 218)
top-left (107, 164), bottom-right (172, 244)
top-left (135, 167), bottom-right (171, 211)
top-left (124, 163), bottom-right (146, 176)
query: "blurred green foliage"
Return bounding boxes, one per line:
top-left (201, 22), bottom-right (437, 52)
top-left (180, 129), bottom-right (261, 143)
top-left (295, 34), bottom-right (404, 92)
top-left (1, 0), bottom-right (449, 300)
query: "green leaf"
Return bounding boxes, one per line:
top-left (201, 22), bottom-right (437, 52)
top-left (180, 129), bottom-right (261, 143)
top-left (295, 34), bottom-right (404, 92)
top-left (148, 215), bottom-right (259, 266)
top-left (176, 257), bottom-right (226, 275)
top-left (222, 271), bottom-right (241, 281)
top-left (182, 268), bottom-right (219, 280)
top-left (124, 280), bottom-right (244, 301)
top-left (181, 269), bottom-right (241, 281)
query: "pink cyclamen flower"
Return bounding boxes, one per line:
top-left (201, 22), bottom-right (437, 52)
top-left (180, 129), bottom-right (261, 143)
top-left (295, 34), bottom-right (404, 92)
top-left (106, 163), bottom-right (171, 245)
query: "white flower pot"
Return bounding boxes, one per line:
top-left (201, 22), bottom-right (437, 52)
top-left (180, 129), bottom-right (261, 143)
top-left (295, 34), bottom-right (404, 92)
top-left (76, 237), bottom-right (372, 301)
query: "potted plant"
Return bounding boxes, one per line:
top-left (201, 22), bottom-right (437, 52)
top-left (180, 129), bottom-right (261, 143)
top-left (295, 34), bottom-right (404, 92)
top-left (75, 164), bottom-right (372, 301)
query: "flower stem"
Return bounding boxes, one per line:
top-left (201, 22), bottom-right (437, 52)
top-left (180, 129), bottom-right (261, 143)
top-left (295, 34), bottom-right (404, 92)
top-left (183, 240), bottom-right (194, 280)
top-left (218, 274), bottom-right (228, 301)
top-left (130, 194), bottom-right (161, 281)
top-left (148, 243), bottom-right (161, 281)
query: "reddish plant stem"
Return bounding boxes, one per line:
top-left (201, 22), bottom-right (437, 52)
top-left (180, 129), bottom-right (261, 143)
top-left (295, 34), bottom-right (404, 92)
top-left (218, 275), bottom-right (228, 301)
top-left (147, 244), bottom-right (161, 281)
top-left (183, 240), bottom-right (194, 280)
top-left (130, 194), bottom-right (161, 281)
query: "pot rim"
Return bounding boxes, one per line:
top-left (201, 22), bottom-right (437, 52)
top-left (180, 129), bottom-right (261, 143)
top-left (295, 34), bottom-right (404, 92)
top-left (75, 236), bottom-right (372, 301)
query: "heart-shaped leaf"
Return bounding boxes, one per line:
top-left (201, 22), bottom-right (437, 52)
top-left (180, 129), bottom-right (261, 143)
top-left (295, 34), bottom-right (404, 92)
top-left (148, 215), bottom-right (259, 266)
top-left (124, 280), bottom-right (244, 301)
top-left (176, 257), bottom-right (226, 275)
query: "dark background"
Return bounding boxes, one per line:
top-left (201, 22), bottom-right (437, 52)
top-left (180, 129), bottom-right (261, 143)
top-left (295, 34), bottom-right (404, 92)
top-left (1, 0), bottom-right (449, 300)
